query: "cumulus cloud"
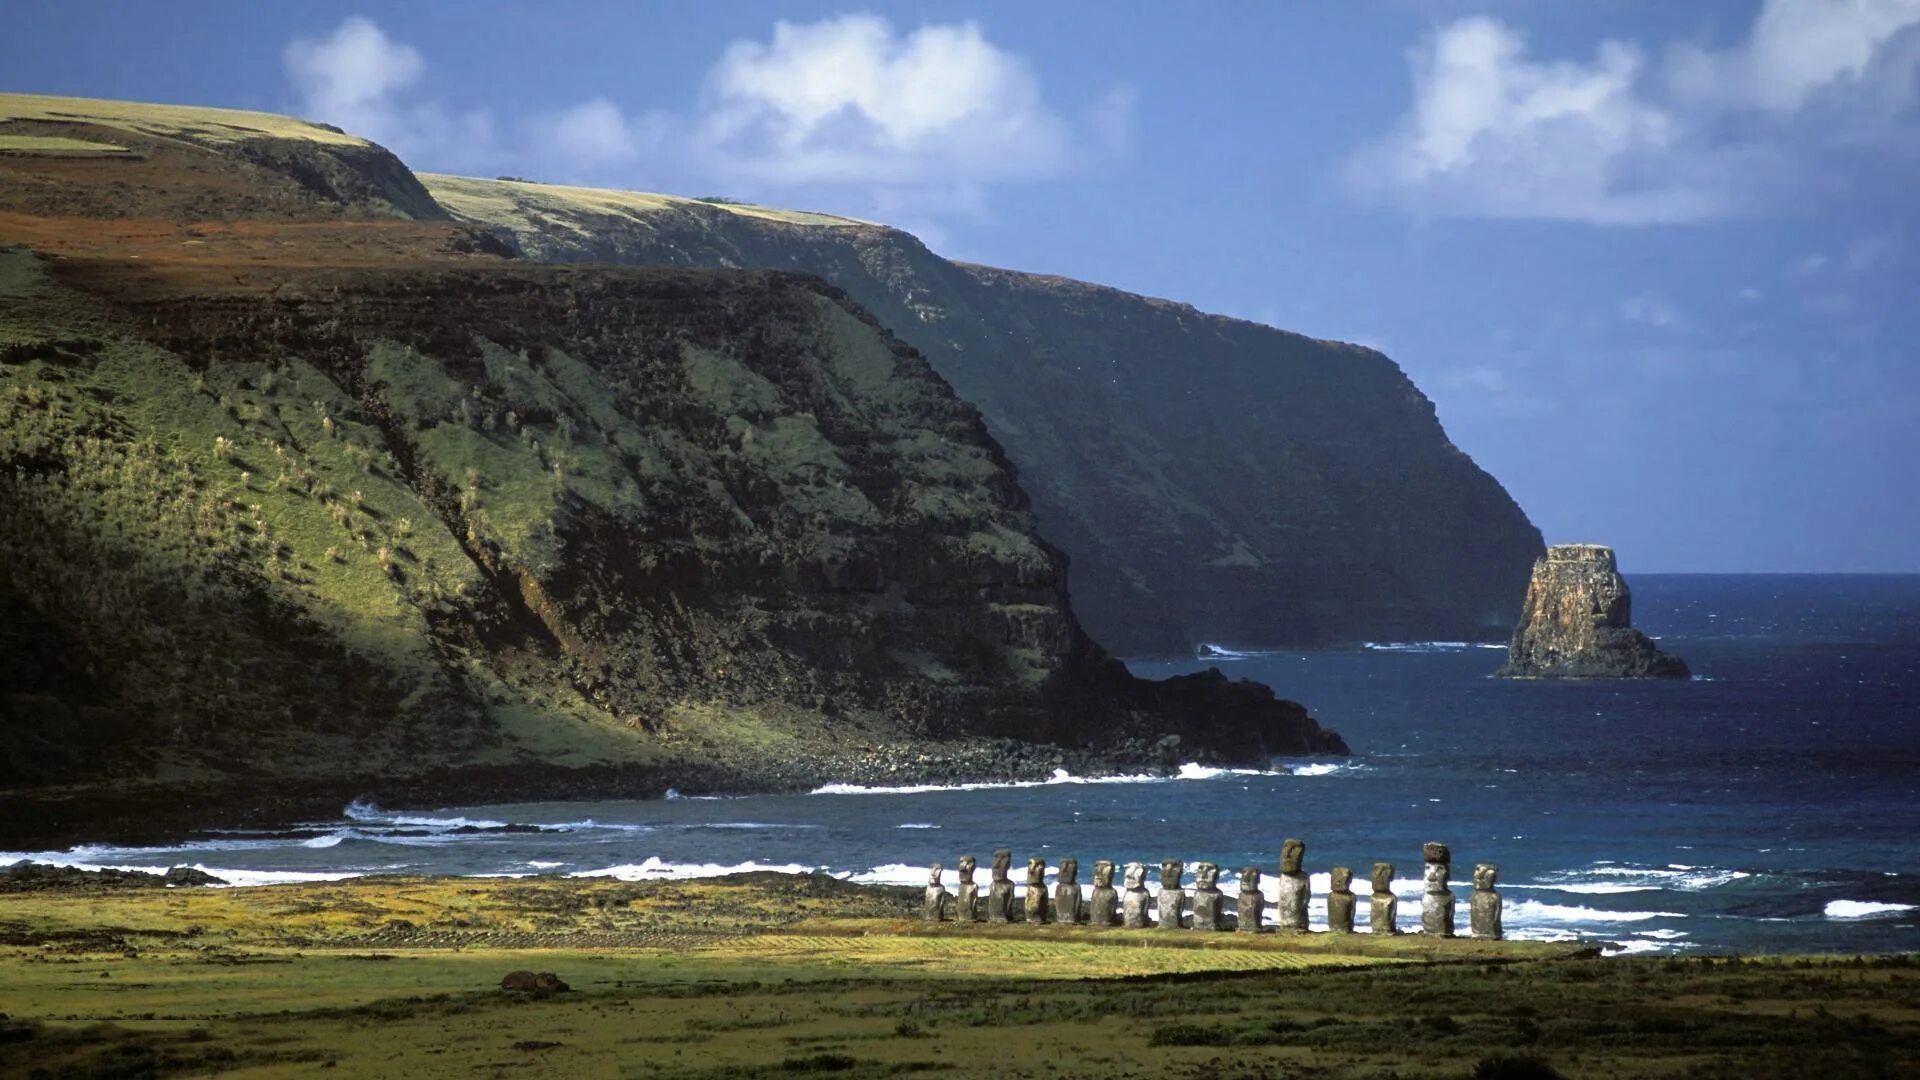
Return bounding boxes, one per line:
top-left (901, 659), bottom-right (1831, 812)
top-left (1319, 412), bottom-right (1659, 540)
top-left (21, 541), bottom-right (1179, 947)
top-left (283, 15), bottom-right (423, 129)
top-left (283, 16), bottom-right (496, 171)
top-left (695, 15), bottom-right (1083, 186)
top-left (280, 14), bottom-right (1119, 230)
top-left (1349, 0), bottom-right (1920, 224)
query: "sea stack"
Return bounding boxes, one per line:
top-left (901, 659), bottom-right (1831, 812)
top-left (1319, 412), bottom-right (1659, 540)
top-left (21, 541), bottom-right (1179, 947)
top-left (1495, 544), bottom-right (1689, 679)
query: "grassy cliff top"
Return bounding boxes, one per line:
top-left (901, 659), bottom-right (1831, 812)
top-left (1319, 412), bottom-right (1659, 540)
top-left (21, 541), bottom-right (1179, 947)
top-left (421, 172), bottom-right (875, 230)
top-left (0, 91), bottom-right (369, 148)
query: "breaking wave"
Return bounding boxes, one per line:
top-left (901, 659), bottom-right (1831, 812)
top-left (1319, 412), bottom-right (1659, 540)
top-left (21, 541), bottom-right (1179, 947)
top-left (1824, 900), bottom-right (1918, 919)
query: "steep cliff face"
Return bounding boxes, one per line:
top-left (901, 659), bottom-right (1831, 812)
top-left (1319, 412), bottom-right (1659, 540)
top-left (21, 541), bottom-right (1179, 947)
top-left (1495, 545), bottom-right (1688, 679)
top-left (0, 241), bottom-right (1338, 806)
top-left (0, 93), bottom-right (1356, 830)
top-left (424, 174), bottom-right (1545, 653)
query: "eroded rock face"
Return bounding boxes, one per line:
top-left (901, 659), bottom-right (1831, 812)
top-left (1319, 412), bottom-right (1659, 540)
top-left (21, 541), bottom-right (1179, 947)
top-left (1496, 545), bottom-right (1689, 679)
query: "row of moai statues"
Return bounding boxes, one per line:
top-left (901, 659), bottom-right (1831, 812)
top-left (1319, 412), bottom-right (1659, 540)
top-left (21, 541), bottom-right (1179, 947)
top-left (921, 841), bottom-right (1502, 938)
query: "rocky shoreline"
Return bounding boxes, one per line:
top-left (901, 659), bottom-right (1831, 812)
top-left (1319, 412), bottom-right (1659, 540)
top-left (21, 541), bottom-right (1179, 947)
top-left (0, 728), bottom-right (1335, 852)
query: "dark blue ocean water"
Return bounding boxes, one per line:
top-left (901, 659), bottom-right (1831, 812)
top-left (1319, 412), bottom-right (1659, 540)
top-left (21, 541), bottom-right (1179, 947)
top-left (8, 575), bottom-right (1917, 954)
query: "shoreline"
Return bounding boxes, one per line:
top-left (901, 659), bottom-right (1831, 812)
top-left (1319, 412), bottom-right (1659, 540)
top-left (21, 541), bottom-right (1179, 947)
top-left (1, 736), bottom-right (1300, 851)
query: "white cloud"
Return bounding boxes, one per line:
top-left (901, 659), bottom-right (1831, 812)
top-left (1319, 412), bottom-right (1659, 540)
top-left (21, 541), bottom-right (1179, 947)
top-left (283, 15), bottom-right (422, 130)
top-left (1350, 1), bottom-right (1920, 224)
top-left (1669, 0), bottom-right (1920, 113)
top-left (283, 16), bottom-right (497, 172)
top-left (280, 15), bottom-right (1120, 233)
top-left (534, 98), bottom-right (671, 173)
top-left (1620, 292), bottom-right (1682, 329)
top-left (694, 15), bottom-right (1107, 189)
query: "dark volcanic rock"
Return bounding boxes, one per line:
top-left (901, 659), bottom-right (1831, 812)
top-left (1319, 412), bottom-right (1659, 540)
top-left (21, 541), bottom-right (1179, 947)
top-left (500, 970), bottom-right (569, 995)
top-left (1495, 545), bottom-right (1689, 679)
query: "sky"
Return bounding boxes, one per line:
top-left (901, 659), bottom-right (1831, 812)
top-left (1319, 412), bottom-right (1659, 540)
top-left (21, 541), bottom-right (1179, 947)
top-left (4, 0), bottom-right (1917, 572)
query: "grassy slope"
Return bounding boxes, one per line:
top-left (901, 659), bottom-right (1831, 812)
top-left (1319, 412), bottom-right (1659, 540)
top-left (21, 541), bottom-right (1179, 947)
top-left (0, 93), bottom-right (371, 148)
top-left (425, 172), bottom-right (873, 229)
top-left (0, 876), bottom-right (1912, 1078)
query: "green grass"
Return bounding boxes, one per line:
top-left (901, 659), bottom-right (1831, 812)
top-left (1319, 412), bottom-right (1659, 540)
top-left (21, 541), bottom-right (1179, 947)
top-left (0, 875), bottom-right (1913, 1079)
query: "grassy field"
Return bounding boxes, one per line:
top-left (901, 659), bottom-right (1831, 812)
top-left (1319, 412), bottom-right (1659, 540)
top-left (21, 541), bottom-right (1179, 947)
top-left (0, 92), bottom-right (367, 148)
top-left (422, 172), bottom-right (875, 233)
top-left (0, 873), bottom-right (1914, 1078)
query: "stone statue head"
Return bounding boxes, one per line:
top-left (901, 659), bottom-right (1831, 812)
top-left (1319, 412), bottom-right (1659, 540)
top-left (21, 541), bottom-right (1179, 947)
top-left (1281, 838), bottom-right (1305, 874)
top-left (1370, 862), bottom-right (1394, 892)
top-left (1159, 859), bottom-right (1184, 890)
top-left (1422, 841), bottom-right (1450, 866)
top-left (1474, 863), bottom-right (1498, 891)
top-left (1026, 857), bottom-right (1046, 889)
top-left (928, 862), bottom-right (943, 887)
top-left (1123, 861), bottom-right (1146, 890)
top-left (1194, 862), bottom-right (1219, 890)
top-left (958, 854), bottom-right (976, 881)
top-left (991, 849), bottom-right (1012, 882)
top-left (1093, 860), bottom-right (1115, 887)
top-left (1423, 860), bottom-right (1448, 889)
top-left (1331, 866), bottom-right (1352, 892)
top-left (1239, 866), bottom-right (1261, 891)
top-left (1058, 858), bottom-right (1079, 886)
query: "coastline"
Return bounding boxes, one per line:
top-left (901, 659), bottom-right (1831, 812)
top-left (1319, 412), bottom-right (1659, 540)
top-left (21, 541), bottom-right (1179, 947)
top-left (0, 736), bottom-right (1324, 852)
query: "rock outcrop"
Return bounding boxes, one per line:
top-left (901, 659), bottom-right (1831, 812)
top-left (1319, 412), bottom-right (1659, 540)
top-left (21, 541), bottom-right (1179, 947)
top-left (1495, 545), bottom-right (1689, 679)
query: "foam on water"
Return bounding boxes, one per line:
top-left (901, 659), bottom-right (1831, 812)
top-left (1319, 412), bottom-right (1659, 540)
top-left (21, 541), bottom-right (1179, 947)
top-left (807, 765), bottom-right (1254, 796)
top-left (569, 857), bottom-right (814, 881)
top-left (1506, 900), bottom-right (1686, 923)
top-left (1824, 900), bottom-right (1918, 919)
top-left (343, 799), bottom-right (507, 830)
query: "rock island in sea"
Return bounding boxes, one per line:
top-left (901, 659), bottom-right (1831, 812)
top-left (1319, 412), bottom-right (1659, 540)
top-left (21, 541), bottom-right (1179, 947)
top-left (1495, 544), bottom-right (1689, 679)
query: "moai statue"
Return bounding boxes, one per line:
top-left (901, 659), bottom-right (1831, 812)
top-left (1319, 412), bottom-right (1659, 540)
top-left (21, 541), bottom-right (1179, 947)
top-left (1190, 862), bottom-right (1226, 930)
top-left (1024, 857), bottom-right (1049, 924)
top-left (1326, 866), bottom-right (1356, 934)
top-left (1368, 862), bottom-right (1399, 935)
top-left (1157, 859), bottom-right (1186, 930)
top-left (1088, 860), bottom-right (1120, 927)
top-left (1421, 842), bottom-right (1455, 937)
top-left (1054, 858), bottom-right (1084, 925)
top-left (1276, 838), bottom-right (1310, 933)
top-left (923, 862), bottom-right (947, 922)
top-left (1121, 862), bottom-right (1153, 928)
top-left (957, 855), bottom-right (981, 923)
top-left (987, 849), bottom-right (1016, 924)
top-left (1470, 863), bottom-right (1503, 940)
top-left (1236, 866), bottom-right (1265, 932)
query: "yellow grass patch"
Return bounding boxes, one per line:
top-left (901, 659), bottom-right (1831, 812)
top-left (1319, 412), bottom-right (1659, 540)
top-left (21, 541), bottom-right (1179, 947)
top-left (0, 91), bottom-right (368, 147)
top-left (0, 133), bottom-right (133, 155)
top-left (421, 172), bottom-right (874, 231)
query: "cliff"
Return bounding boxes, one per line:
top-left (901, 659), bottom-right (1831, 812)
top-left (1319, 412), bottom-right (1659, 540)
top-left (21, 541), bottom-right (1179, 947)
top-left (1494, 545), bottom-right (1689, 679)
top-left (0, 93), bottom-right (1341, 831)
top-left (421, 174), bottom-right (1546, 654)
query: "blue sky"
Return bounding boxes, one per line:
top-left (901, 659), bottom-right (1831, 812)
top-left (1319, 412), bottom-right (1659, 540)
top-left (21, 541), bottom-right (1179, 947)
top-left (6, 1), bottom-right (1917, 572)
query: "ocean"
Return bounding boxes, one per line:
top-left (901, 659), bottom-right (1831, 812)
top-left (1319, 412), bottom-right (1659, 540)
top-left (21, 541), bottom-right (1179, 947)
top-left (7, 574), bottom-right (1917, 955)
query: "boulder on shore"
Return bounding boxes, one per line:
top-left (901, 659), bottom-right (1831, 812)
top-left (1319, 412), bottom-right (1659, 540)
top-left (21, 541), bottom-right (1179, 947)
top-left (1495, 545), bottom-right (1689, 679)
